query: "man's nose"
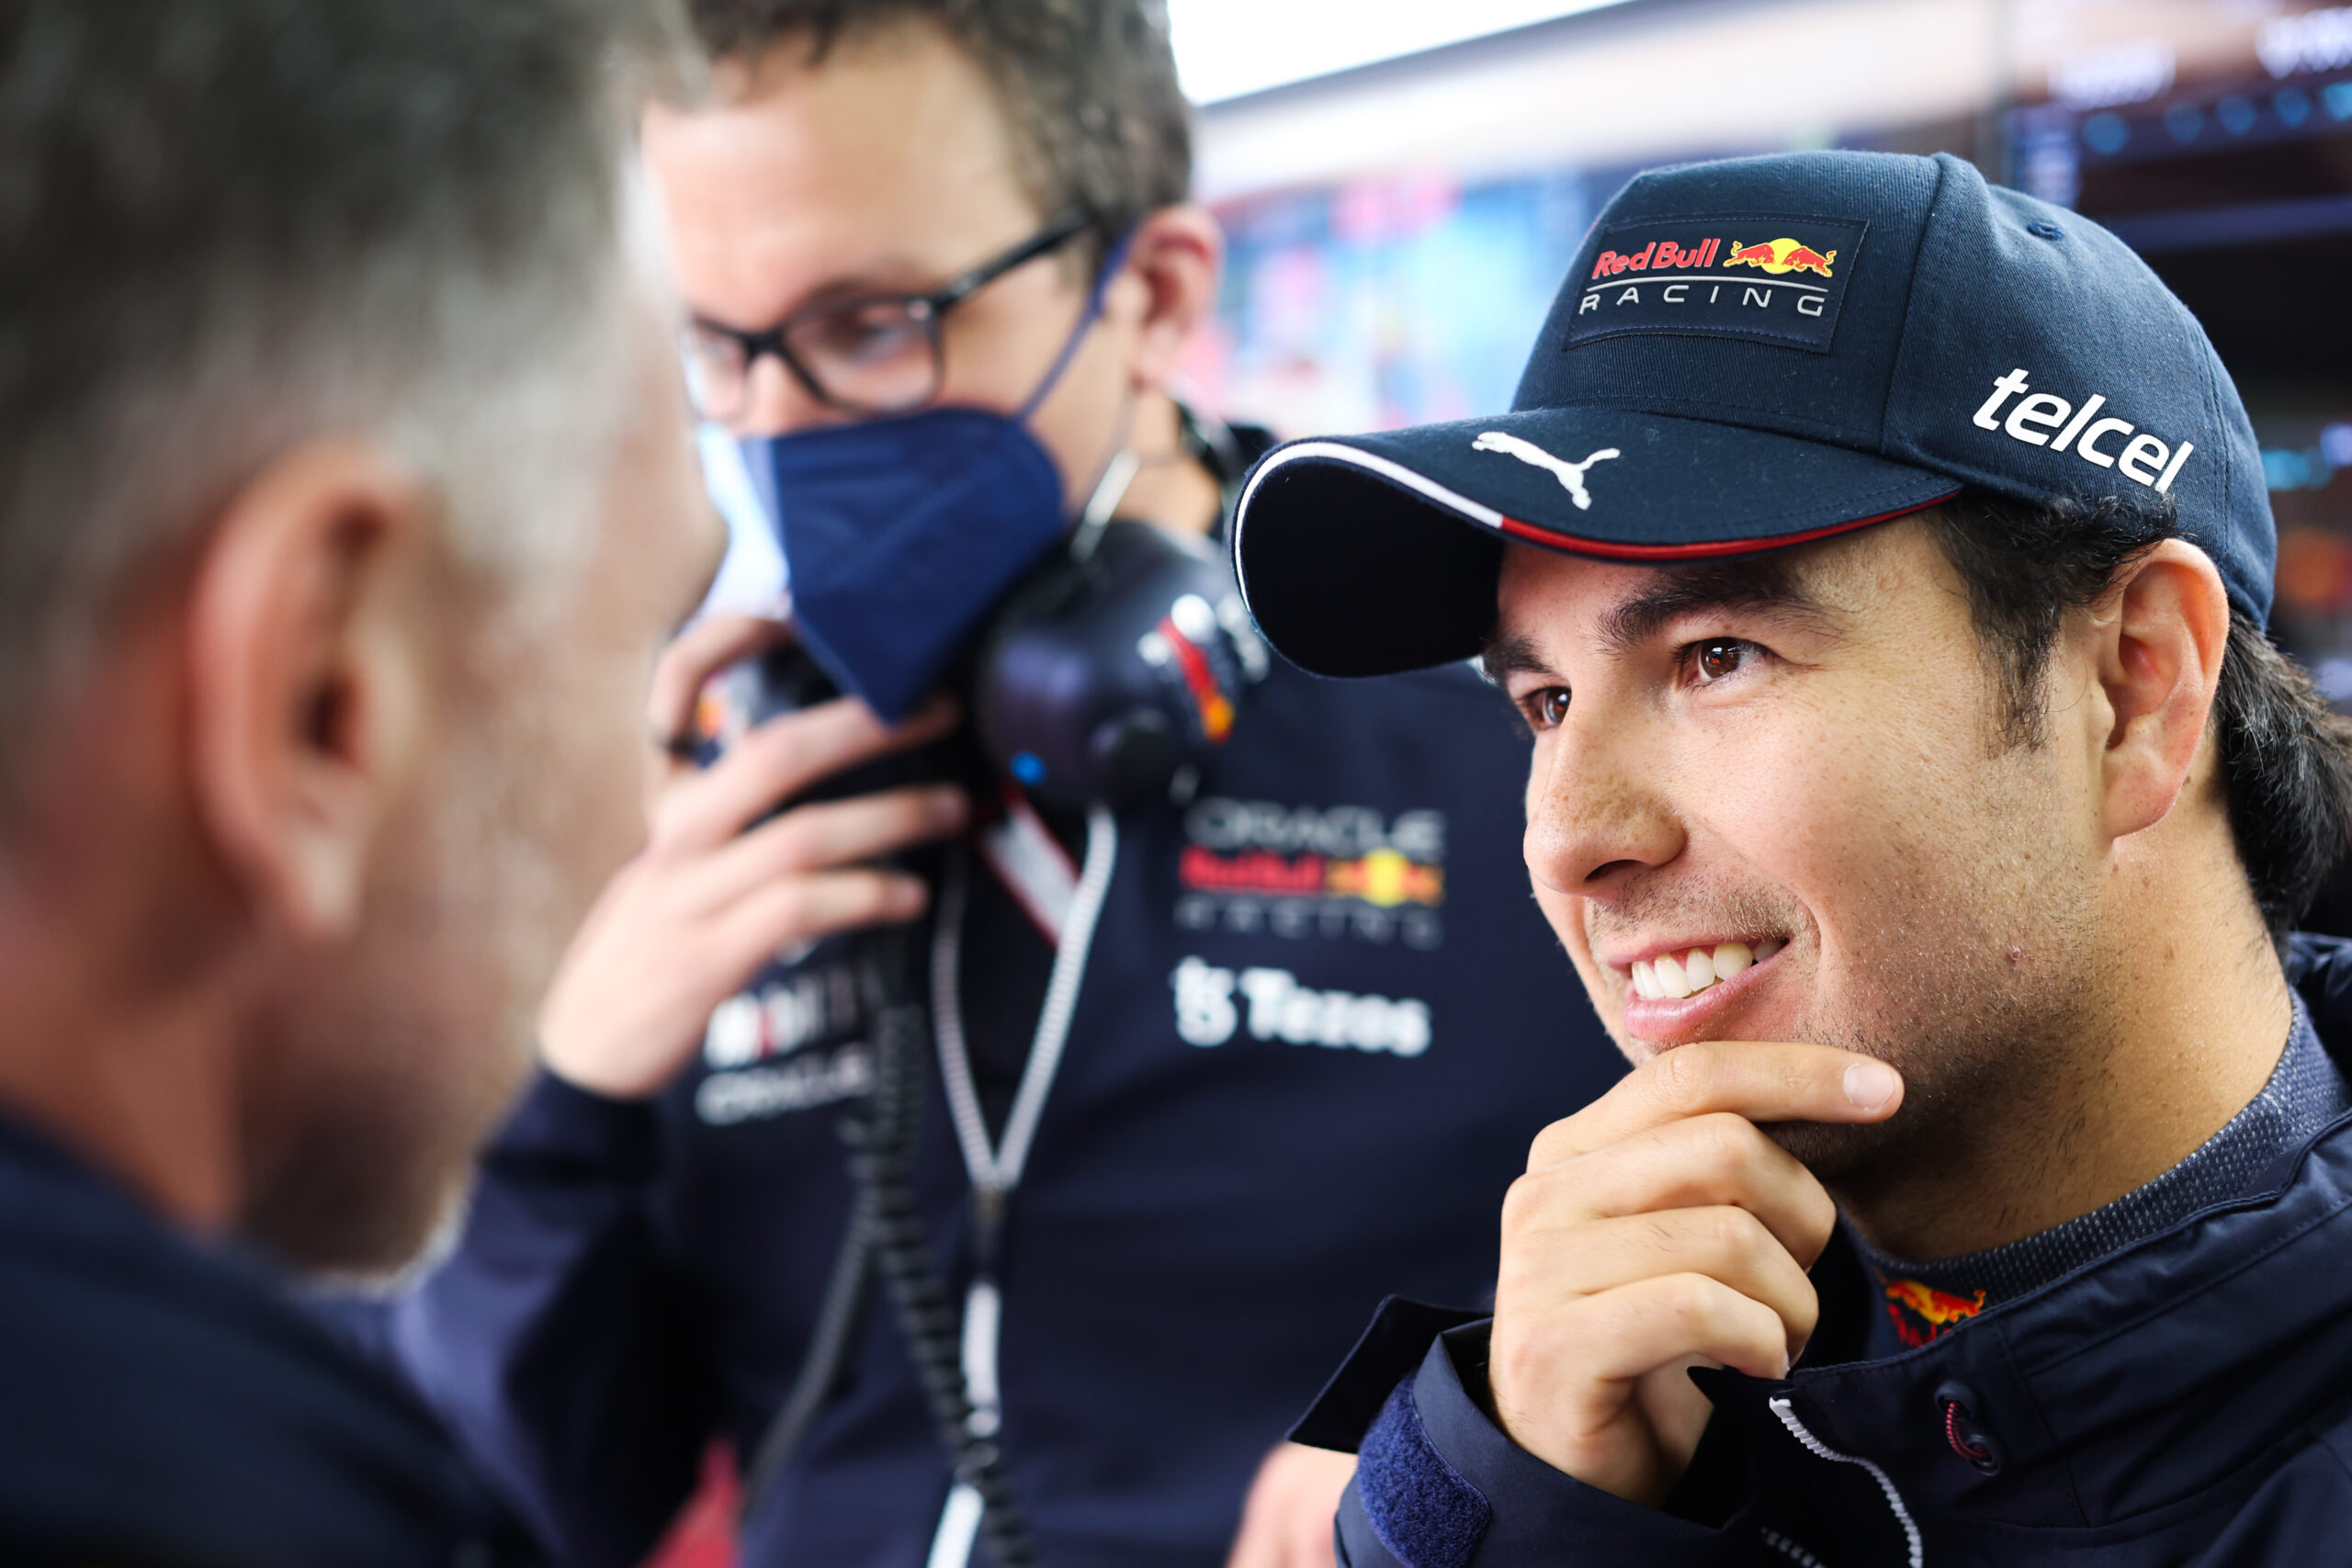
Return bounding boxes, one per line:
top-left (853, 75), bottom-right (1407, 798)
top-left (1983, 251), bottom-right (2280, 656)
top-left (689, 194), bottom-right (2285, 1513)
top-left (1522, 709), bottom-right (1685, 898)
top-left (730, 352), bottom-right (841, 439)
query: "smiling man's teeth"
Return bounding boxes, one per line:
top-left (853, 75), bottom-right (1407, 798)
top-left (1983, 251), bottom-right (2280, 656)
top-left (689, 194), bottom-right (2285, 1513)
top-left (1652, 953), bottom-right (1690, 998)
top-left (1631, 939), bottom-right (1781, 1000)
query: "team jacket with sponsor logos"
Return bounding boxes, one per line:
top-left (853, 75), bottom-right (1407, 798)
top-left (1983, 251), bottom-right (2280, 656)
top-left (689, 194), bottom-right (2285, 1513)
top-left (1304, 934), bottom-right (2352, 1568)
top-left (390, 651), bottom-right (1625, 1568)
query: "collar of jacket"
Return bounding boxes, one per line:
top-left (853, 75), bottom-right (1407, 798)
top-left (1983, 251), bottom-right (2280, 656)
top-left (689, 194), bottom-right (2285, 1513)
top-left (1739, 932), bottom-right (2352, 1532)
top-left (1298, 933), bottom-right (2352, 1551)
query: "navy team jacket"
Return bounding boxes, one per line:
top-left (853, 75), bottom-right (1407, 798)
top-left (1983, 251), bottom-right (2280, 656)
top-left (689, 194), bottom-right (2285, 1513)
top-left (0, 1111), bottom-right (538, 1568)
top-left (1306, 934), bottom-right (2352, 1568)
top-left (390, 654), bottom-right (1626, 1568)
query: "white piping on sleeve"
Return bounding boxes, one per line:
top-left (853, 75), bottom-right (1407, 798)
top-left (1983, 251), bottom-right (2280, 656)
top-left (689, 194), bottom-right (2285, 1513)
top-left (1767, 1395), bottom-right (1924, 1568)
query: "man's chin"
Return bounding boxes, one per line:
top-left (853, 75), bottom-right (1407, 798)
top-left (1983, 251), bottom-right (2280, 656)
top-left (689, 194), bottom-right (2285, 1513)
top-left (238, 1022), bottom-right (532, 1281)
top-left (243, 1163), bottom-right (454, 1280)
top-left (1763, 1114), bottom-right (1913, 1189)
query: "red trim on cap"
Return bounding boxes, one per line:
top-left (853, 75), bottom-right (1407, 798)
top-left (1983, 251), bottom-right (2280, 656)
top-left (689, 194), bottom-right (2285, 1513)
top-left (1493, 491), bottom-right (1962, 559)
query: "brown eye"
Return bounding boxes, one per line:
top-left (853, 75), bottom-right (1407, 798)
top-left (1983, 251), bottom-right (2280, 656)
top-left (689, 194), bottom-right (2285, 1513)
top-left (1534, 688), bottom-right (1571, 728)
top-left (1695, 639), bottom-right (1748, 681)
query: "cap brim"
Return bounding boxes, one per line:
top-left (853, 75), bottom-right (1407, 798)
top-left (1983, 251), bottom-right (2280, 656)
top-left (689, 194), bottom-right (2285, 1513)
top-left (1232, 408), bottom-right (1960, 678)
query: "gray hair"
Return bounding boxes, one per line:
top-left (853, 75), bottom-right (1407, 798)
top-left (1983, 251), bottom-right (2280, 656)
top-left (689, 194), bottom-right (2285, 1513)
top-left (0, 0), bottom-right (690, 809)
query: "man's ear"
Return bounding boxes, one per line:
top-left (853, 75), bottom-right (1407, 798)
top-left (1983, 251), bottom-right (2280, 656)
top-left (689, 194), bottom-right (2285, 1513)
top-left (2091, 538), bottom-right (2233, 841)
top-left (1113, 203), bottom-right (1223, 392)
top-left (184, 438), bottom-right (436, 943)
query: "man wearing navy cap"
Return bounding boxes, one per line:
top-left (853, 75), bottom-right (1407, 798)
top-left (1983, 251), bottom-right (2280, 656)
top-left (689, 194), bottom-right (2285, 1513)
top-left (1234, 148), bottom-right (2352, 1563)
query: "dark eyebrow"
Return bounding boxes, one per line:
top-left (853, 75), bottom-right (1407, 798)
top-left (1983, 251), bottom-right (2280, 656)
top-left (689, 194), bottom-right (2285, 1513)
top-left (1479, 552), bottom-right (1844, 683)
top-left (1597, 555), bottom-right (1838, 656)
top-left (1476, 630), bottom-right (1553, 686)
top-left (689, 252), bottom-right (947, 334)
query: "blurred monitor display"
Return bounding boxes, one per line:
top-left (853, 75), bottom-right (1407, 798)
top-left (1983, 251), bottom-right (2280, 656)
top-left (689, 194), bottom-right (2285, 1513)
top-left (1185, 0), bottom-right (2352, 716)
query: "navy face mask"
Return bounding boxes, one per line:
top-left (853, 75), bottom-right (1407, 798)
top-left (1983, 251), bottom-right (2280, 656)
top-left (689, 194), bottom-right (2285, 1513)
top-left (754, 241), bottom-right (1128, 724)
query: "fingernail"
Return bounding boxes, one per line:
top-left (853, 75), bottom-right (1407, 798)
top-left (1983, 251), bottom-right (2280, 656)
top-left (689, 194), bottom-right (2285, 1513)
top-left (932, 788), bottom-right (968, 825)
top-left (1844, 1060), bottom-right (1899, 1112)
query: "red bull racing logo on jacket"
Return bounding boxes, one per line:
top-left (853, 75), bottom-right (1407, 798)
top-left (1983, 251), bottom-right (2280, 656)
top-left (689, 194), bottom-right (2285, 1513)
top-left (1883, 1276), bottom-right (1988, 1348)
top-left (1175, 797), bottom-right (1448, 950)
top-left (1566, 214), bottom-right (1867, 355)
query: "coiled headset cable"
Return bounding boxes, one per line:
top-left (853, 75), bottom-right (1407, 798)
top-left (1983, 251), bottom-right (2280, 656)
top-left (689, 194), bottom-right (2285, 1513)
top-left (738, 808), bottom-right (1118, 1568)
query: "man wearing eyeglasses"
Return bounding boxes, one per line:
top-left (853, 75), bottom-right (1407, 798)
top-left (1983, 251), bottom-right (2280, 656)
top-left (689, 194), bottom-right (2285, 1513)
top-left (387, 6), bottom-right (1620, 1568)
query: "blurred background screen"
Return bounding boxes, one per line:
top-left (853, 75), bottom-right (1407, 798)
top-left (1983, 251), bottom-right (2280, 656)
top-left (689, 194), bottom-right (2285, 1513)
top-left (1170, 0), bottom-right (2352, 742)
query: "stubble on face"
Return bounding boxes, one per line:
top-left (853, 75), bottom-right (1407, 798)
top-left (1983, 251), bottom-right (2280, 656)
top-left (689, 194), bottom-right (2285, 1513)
top-left (1533, 524), bottom-right (2120, 1208)
top-left (241, 591), bottom-right (610, 1275)
top-left (242, 306), bottom-right (716, 1278)
top-left (1778, 719), bottom-right (2098, 1213)
top-left (1761, 645), bottom-right (2113, 1196)
top-left (1747, 761), bottom-right (2110, 1194)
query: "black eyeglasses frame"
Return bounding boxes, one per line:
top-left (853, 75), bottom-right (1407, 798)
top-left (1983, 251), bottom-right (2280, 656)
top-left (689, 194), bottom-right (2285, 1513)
top-left (686, 206), bottom-right (1100, 420)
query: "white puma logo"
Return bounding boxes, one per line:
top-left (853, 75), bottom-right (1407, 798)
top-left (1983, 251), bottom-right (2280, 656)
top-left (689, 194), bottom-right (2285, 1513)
top-left (1471, 432), bottom-right (1621, 511)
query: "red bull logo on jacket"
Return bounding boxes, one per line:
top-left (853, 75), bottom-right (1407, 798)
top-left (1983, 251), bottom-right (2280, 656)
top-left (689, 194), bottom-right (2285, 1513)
top-left (1883, 1277), bottom-right (1988, 1348)
top-left (1175, 798), bottom-right (1449, 949)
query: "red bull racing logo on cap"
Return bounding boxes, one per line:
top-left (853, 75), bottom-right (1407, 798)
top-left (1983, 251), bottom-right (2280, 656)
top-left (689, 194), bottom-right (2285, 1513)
top-left (1566, 214), bottom-right (1867, 355)
top-left (1589, 236), bottom-right (1722, 276)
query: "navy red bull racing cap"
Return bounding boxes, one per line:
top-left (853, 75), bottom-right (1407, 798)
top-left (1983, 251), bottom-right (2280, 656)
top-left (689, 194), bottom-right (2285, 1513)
top-left (1229, 149), bottom-right (2274, 678)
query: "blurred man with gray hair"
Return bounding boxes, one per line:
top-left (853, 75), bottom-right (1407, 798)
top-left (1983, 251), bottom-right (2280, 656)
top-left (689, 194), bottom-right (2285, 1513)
top-left (0, 2), bottom-right (721, 1562)
top-left (388, 6), bottom-right (1624, 1568)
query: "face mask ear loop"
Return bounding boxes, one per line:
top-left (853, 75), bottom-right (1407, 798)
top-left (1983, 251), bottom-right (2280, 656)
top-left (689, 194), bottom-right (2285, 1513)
top-left (1068, 448), bottom-right (1143, 563)
top-left (1013, 224), bottom-right (1141, 426)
